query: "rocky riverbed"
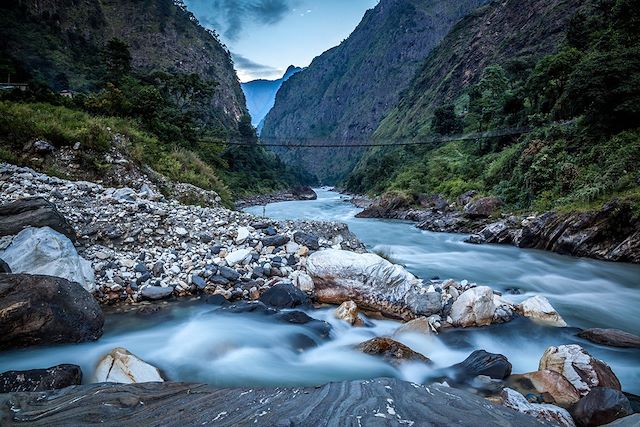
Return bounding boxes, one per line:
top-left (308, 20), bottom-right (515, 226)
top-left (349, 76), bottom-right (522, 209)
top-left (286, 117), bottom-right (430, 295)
top-left (1, 164), bottom-right (639, 426)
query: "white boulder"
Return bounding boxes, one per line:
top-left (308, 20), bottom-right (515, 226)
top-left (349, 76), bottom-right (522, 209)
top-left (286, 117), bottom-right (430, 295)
top-left (94, 347), bottom-right (164, 384)
top-left (517, 295), bottom-right (567, 327)
top-left (500, 388), bottom-right (575, 427)
top-left (291, 271), bottom-right (314, 293)
top-left (449, 286), bottom-right (496, 327)
top-left (306, 249), bottom-right (440, 320)
top-left (0, 227), bottom-right (95, 292)
top-left (235, 227), bottom-right (250, 244)
top-left (225, 248), bottom-right (252, 266)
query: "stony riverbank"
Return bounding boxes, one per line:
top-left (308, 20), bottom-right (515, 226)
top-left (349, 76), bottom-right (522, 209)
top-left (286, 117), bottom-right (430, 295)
top-left (349, 191), bottom-right (640, 263)
top-left (234, 185), bottom-right (318, 209)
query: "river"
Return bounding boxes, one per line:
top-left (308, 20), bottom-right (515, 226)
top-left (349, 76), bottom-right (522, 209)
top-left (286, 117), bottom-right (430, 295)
top-left (1, 189), bottom-right (638, 393)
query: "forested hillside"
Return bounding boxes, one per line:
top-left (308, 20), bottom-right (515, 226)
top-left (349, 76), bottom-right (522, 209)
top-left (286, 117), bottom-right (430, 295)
top-left (0, 0), bottom-right (307, 202)
top-left (346, 0), bottom-right (639, 215)
top-left (261, 0), bottom-right (490, 183)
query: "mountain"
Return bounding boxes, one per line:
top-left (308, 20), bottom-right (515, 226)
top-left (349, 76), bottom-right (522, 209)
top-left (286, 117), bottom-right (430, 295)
top-left (0, 0), bottom-right (246, 129)
top-left (261, 0), bottom-right (490, 183)
top-left (241, 66), bottom-right (302, 134)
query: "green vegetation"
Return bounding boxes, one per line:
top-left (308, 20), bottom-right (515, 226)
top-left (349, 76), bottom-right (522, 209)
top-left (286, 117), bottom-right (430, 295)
top-left (346, 0), bottom-right (640, 214)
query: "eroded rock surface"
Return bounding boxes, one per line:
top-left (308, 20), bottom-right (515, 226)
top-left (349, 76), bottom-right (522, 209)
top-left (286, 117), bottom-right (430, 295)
top-left (0, 365), bottom-right (82, 393)
top-left (94, 347), bottom-right (164, 384)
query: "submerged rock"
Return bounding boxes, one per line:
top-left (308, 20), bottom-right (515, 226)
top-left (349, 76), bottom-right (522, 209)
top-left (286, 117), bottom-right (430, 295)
top-left (95, 348), bottom-right (164, 384)
top-left (357, 337), bottom-right (430, 365)
top-left (577, 328), bottom-right (640, 349)
top-left (517, 295), bottom-right (567, 327)
top-left (506, 369), bottom-right (581, 409)
top-left (0, 227), bottom-right (95, 292)
top-left (500, 388), bottom-right (576, 427)
top-left (307, 249), bottom-right (440, 320)
top-left (539, 345), bottom-right (621, 395)
top-left (449, 286), bottom-right (495, 327)
top-left (0, 274), bottom-right (103, 350)
top-left (0, 378), bottom-right (548, 426)
top-left (0, 197), bottom-right (76, 241)
top-left (571, 388), bottom-right (632, 427)
top-left (0, 364), bottom-right (82, 393)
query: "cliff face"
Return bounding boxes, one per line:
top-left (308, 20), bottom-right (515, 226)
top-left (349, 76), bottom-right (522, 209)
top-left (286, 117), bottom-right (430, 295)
top-left (3, 0), bottom-right (246, 129)
top-left (261, 0), bottom-right (490, 183)
top-left (375, 0), bottom-right (582, 140)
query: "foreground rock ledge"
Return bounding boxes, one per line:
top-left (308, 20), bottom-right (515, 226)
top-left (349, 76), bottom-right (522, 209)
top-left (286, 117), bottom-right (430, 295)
top-left (0, 378), bottom-right (546, 427)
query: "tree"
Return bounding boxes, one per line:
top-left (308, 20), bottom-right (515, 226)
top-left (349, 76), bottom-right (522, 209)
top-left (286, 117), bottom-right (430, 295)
top-left (432, 104), bottom-right (463, 135)
top-left (103, 38), bottom-right (132, 83)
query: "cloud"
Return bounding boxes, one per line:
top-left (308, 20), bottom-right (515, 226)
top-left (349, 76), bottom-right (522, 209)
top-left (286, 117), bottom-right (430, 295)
top-left (232, 53), bottom-right (282, 81)
top-left (186, 0), bottom-right (299, 41)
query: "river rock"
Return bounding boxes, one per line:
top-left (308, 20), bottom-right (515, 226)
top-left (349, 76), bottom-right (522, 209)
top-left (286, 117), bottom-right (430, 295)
top-left (225, 248), bottom-right (251, 266)
top-left (571, 388), bottom-right (632, 427)
top-left (235, 226), bottom-right (250, 244)
top-left (601, 414), bottom-right (640, 427)
top-left (463, 196), bottom-right (502, 219)
top-left (293, 231), bottom-right (320, 250)
top-left (0, 197), bottom-right (76, 241)
top-left (0, 364), bottom-right (82, 393)
top-left (539, 345), bottom-right (622, 395)
top-left (449, 286), bottom-right (496, 327)
top-left (394, 316), bottom-right (432, 336)
top-left (517, 295), bottom-right (567, 327)
top-left (0, 227), bottom-right (95, 291)
top-left (357, 337), bottom-right (430, 365)
top-left (307, 249), bottom-right (441, 320)
top-left (334, 300), bottom-right (364, 326)
top-left (0, 378), bottom-right (549, 426)
top-left (141, 285), bottom-right (173, 301)
top-left (261, 234), bottom-right (290, 247)
top-left (506, 369), bottom-right (581, 409)
top-left (95, 347), bottom-right (164, 384)
top-left (577, 328), bottom-right (640, 349)
top-left (448, 350), bottom-right (512, 381)
top-left (291, 186), bottom-right (317, 200)
top-left (0, 274), bottom-right (103, 350)
top-left (290, 271), bottom-right (314, 293)
top-left (259, 282), bottom-right (310, 308)
top-left (500, 388), bottom-right (576, 427)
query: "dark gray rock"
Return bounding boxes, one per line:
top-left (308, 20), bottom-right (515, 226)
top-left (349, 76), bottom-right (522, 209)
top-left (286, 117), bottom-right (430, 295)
top-left (0, 274), bottom-right (103, 350)
top-left (291, 186), bottom-right (317, 200)
top-left (0, 365), bottom-right (82, 393)
top-left (0, 197), bottom-right (76, 241)
top-left (151, 261), bottom-right (164, 277)
top-left (447, 350), bottom-right (512, 381)
top-left (134, 263), bottom-right (148, 274)
top-left (572, 387), bottom-right (632, 427)
top-left (0, 378), bottom-right (547, 426)
top-left (293, 231), bottom-right (320, 250)
top-left (218, 266), bottom-right (240, 281)
top-left (265, 226), bottom-right (277, 236)
top-left (0, 258), bottom-right (10, 273)
top-left (191, 275), bottom-right (206, 290)
top-left (577, 328), bottom-right (640, 349)
top-left (210, 244), bottom-right (223, 255)
top-left (259, 282), bottom-right (310, 308)
top-left (261, 234), bottom-right (290, 247)
top-left (140, 286), bottom-right (173, 301)
top-left (210, 275), bottom-right (229, 285)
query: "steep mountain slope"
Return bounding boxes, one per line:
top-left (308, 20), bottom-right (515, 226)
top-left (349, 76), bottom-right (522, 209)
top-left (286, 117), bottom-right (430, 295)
top-left (1, 0), bottom-right (246, 129)
top-left (261, 0), bottom-right (490, 182)
top-left (375, 0), bottom-right (581, 140)
top-left (242, 66), bottom-right (302, 133)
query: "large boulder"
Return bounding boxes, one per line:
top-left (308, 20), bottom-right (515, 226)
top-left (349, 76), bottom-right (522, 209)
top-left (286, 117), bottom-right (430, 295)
top-left (357, 337), bottom-right (430, 365)
top-left (306, 249), bottom-right (441, 320)
top-left (0, 198), bottom-right (75, 241)
top-left (447, 350), bottom-right (512, 381)
top-left (517, 295), bottom-right (567, 327)
top-left (95, 348), bottom-right (164, 384)
top-left (463, 196), bottom-right (502, 219)
top-left (449, 286), bottom-right (496, 327)
top-left (571, 388), bottom-right (633, 427)
top-left (506, 370), bottom-right (581, 409)
top-left (0, 364), bottom-right (82, 393)
top-left (577, 328), bottom-right (640, 349)
top-left (539, 345), bottom-right (621, 395)
top-left (0, 378), bottom-right (548, 426)
top-left (0, 227), bottom-right (95, 292)
top-left (291, 186), bottom-right (317, 201)
top-left (0, 274), bottom-right (103, 350)
top-left (259, 282), bottom-right (310, 308)
top-left (500, 388), bottom-right (576, 427)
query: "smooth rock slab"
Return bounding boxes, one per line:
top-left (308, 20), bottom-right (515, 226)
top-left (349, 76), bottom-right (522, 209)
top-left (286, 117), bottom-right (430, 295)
top-left (0, 227), bottom-right (95, 292)
top-left (571, 387), bottom-right (632, 427)
top-left (307, 249), bottom-right (440, 320)
top-left (577, 328), bottom-right (640, 349)
top-left (0, 365), bottom-right (82, 393)
top-left (0, 378), bottom-right (547, 426)
top-left (0, 274), bottom-right (103, 350)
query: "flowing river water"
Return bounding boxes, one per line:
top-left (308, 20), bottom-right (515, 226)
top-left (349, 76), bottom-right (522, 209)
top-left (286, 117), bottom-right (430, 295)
top-left (1, 189), bottom-right (638, 393)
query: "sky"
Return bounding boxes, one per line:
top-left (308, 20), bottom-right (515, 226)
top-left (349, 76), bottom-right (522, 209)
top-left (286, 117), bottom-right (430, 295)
top-left (184, 0), bottom-right (379, 82)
